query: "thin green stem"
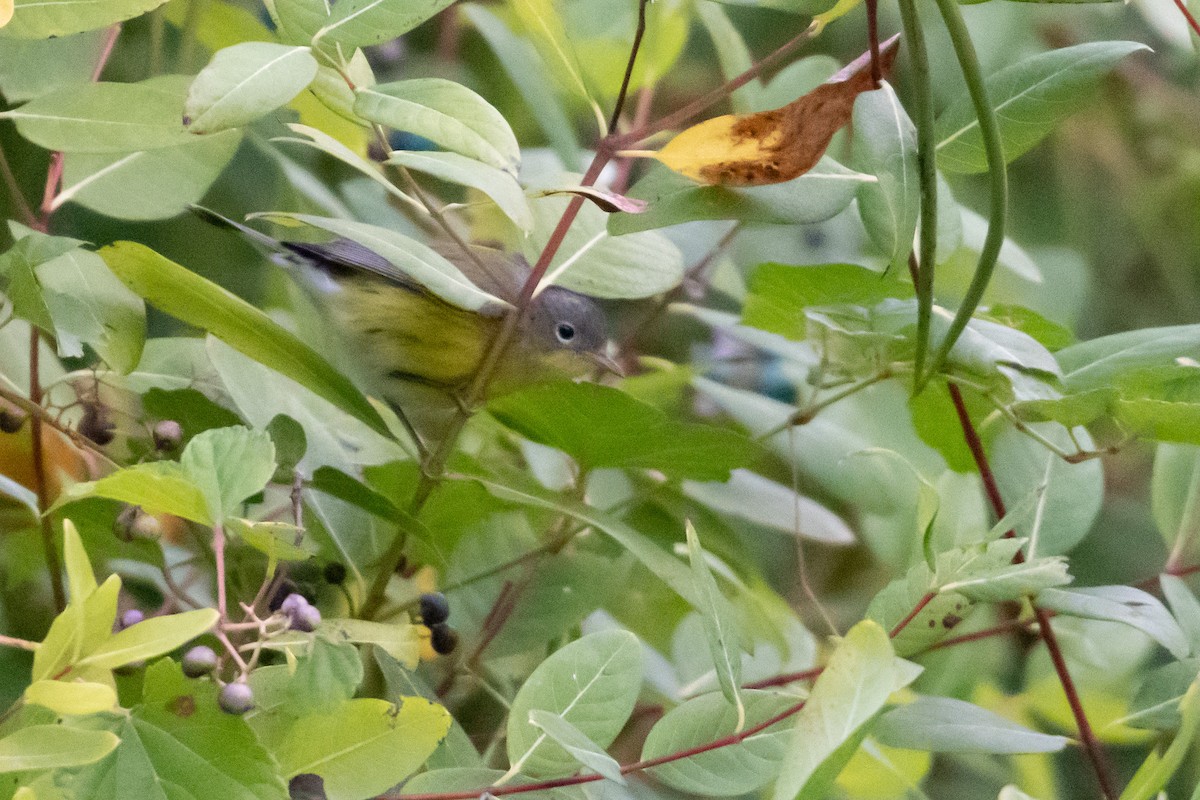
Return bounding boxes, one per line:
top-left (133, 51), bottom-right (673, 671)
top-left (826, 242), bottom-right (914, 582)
top-left (897, 0), bottom-right (937, 386)
top-left (921, 0), bottom-right (1007, 386)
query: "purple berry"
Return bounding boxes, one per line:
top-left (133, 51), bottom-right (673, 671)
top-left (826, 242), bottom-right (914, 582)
top-left (152, 420), bottom-right (183, 451)
top-left (279, 593), bottom-right (308, 617)
top-left (291, 604), bottom-right (322, 633)
top-left (119, 609), bottom-right (144, 629)
top-left (181, 645), bottom-right (218, 678)
top-left (218, 682), bottom-right (254, 715)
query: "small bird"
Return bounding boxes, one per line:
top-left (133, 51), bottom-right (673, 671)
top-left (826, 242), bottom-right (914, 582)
top-left (193, 208), bottom-right (616, 424)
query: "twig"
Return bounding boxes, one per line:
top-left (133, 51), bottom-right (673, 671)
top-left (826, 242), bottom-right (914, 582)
top-left (615, 22), bottom-right (818, 146)
top-left (28, 332), bottom-right (65, 611)
top-left (608, 0), bottom-right (650, 135)
top-left (1172, 0), bottom-right (1200, 38)
top-left (947, 383), bottom-right (1117, 800)
top-left (865, 0), bottom-right (882, 88)
top-left (0, 634), bottom-right (38, 651)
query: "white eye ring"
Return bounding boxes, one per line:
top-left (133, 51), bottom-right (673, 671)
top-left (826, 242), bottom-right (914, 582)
top-left (555, 322), bottom-right (576, 343)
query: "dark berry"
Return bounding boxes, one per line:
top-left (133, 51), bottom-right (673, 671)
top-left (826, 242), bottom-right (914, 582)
top-left (429, 624), bottom-right (458, 656)
top-left (152, 420), bottom-right (183, 451)
top-left (322, 562), bottom-right (347, 585)
top-left (119, 609), bottom-right (144, 628)
top-left (218, 682), bottom-right (254, 714)
top-left (182, 645), bottom-right (218, 678)
top-left (418, 592), bottom-right (450, 626)
top-left (268, 579), bottom-right (299, 611)
top-left (0, 405), bottom-right (27, 434)
top-left (290, 604), bottom-right (322, 633)
top-left (79, 403), bottom-right (115, 445)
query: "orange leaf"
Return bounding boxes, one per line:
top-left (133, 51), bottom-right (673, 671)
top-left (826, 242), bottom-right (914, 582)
top-left (656, 34), bottom-right (900, 187)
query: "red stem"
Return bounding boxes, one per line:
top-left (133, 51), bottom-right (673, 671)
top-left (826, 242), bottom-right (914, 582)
top-left (608, 0), bottom-right (649, 135)
top-left (1172, 0), bottom-right (1200, 38)
top-left (889, 591), bottom-right (935, 638)
top-left (614, 22), bottom-right (816, 146)
top-left (865, 0), bottom-right (883, 88)
top-left (947, 383), bottom-right (1117, 800)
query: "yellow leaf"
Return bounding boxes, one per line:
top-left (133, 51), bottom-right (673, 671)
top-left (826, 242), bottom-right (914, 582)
top-left (656, 34), bottom-right (899, 187)
top-left (0, 0), bottom-right (12, 27)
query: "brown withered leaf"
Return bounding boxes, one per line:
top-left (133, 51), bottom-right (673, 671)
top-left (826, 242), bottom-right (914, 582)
top-left (534, 186), bottom-right (649, 214)
top-left (656, 34), bottom-right (900, 187)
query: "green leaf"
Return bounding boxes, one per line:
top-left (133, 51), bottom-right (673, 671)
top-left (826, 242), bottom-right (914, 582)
top-left (185, 42), bottom-right (319, 134)
top-left (705, 0), bottom-right (838, 14)
top-left (936, 42), bottom-right (1151, 173)
top-left (62, 518), bottom-right (97, 602)
top-left (0, 726), bottom-right (118, 772)
top-left (2, 0), bottom-right (168, 38)
top-left (774, 621), bottom-right (919, 800)
top-left (353, 78), bottom-right (519, 174)
top-left (1161, 574), bottom-right (1200, 657)
top-left (681, 470), bottom-right (855, 545)
top-left (989, 423), bottom-right (1102, 556)
top-left (66, 660), bottom-right (286, 799)
top-left (226, 518), bottom-right (312, 563)
top-left (527, 710), bottom-right (625, 783)
top-left (98, 241), bottom-right (391, 438)
top-left (285, 636), bottom-right (363, 716)
top-left (853, 82), bottom-right (919, 272)
top-left (1152, 444), bottom-right (1200, 556)
top-left (256, 212), bottom-right (507, 312)
top-left (274, 697), bottom-right (450, 800)
top-left (642, 690), bottom-right (798, 796)
top-left (55, 461), bottom-right (212, 525)
top-left (697, 2), bottom-right (760, 113)
top-left (385, 150), bottom-right (532, 231)
top-left (313, 0), bottom-right (455, 50)
top-left (874, 696), bottom-right (1069, 753)
top-left (24, 680), bottom-right (117, 715)
top-left (685, 521), bottom-right (745, 729)
top-left (461, 4), bottom-right (580, 170)
top-left (507, 630), bottom-right (643, 778)
top-left (610, 159), bottom-right (869, 236)
top-left (276, 123), bottom-right (415, 208)
top-left (1125, 659), bottom-right (1199, 731)
top-left (743, 262), bottom-right (913, 341)
top-left (76, 608), bottom-right (219, 669)
top-left (527, 190), bottom-right (684, 299)
top-left (35, 247), bottom-right (145, 372)
top-left (1120, 675), bottom-right (1200, 800)
top-left (1057, 325), bottom-right (1200, 394)
top-left (1038, 586), bottom-right (1190, 659)
top-left (179, 426), bottom-right (276, 523)
top-left (0, 31), bottom-right (106, 102)
top-left (0, 77), bottom-right (194, 152)
top-left (207, 339), bottom-right (410, 475)
top-left (0, 232), bottom-right (83, 337)
top-left (488, 382), bottom-right (760, 481)
top-left (56, 130), bottom-right (243, 222)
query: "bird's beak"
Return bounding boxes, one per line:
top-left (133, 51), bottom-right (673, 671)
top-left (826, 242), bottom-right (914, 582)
top-left (586, 349), bottom-right (626, 378)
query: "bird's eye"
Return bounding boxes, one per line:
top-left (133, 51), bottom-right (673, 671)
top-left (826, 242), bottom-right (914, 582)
top-left (555, 322), bottom-right (576, 343)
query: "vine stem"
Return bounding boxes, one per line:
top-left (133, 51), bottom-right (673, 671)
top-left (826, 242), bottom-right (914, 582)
top-left (0, 145), bottom-right (37, 228)
top-left (947, 383), bottom-right (1117, 800)
top-left (213, 522), bottom-right (228, 620)
top-left (920, 0), bottom-right (1007, 387)
top-left (897, 0), bottom-right (937, 384)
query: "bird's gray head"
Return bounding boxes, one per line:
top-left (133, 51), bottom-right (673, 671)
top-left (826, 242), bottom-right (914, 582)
top-left (527, 286), bottom-right (609, 356)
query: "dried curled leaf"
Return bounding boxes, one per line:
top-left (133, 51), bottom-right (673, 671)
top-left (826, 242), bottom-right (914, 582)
top-left (535, 186), bottom-right (648, 214)
top-left (656, 34), bottom-right (899, 187)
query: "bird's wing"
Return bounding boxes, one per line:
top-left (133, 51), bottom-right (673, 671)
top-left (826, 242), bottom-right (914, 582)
top-left (281, 238), bottom-right (424, 294)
